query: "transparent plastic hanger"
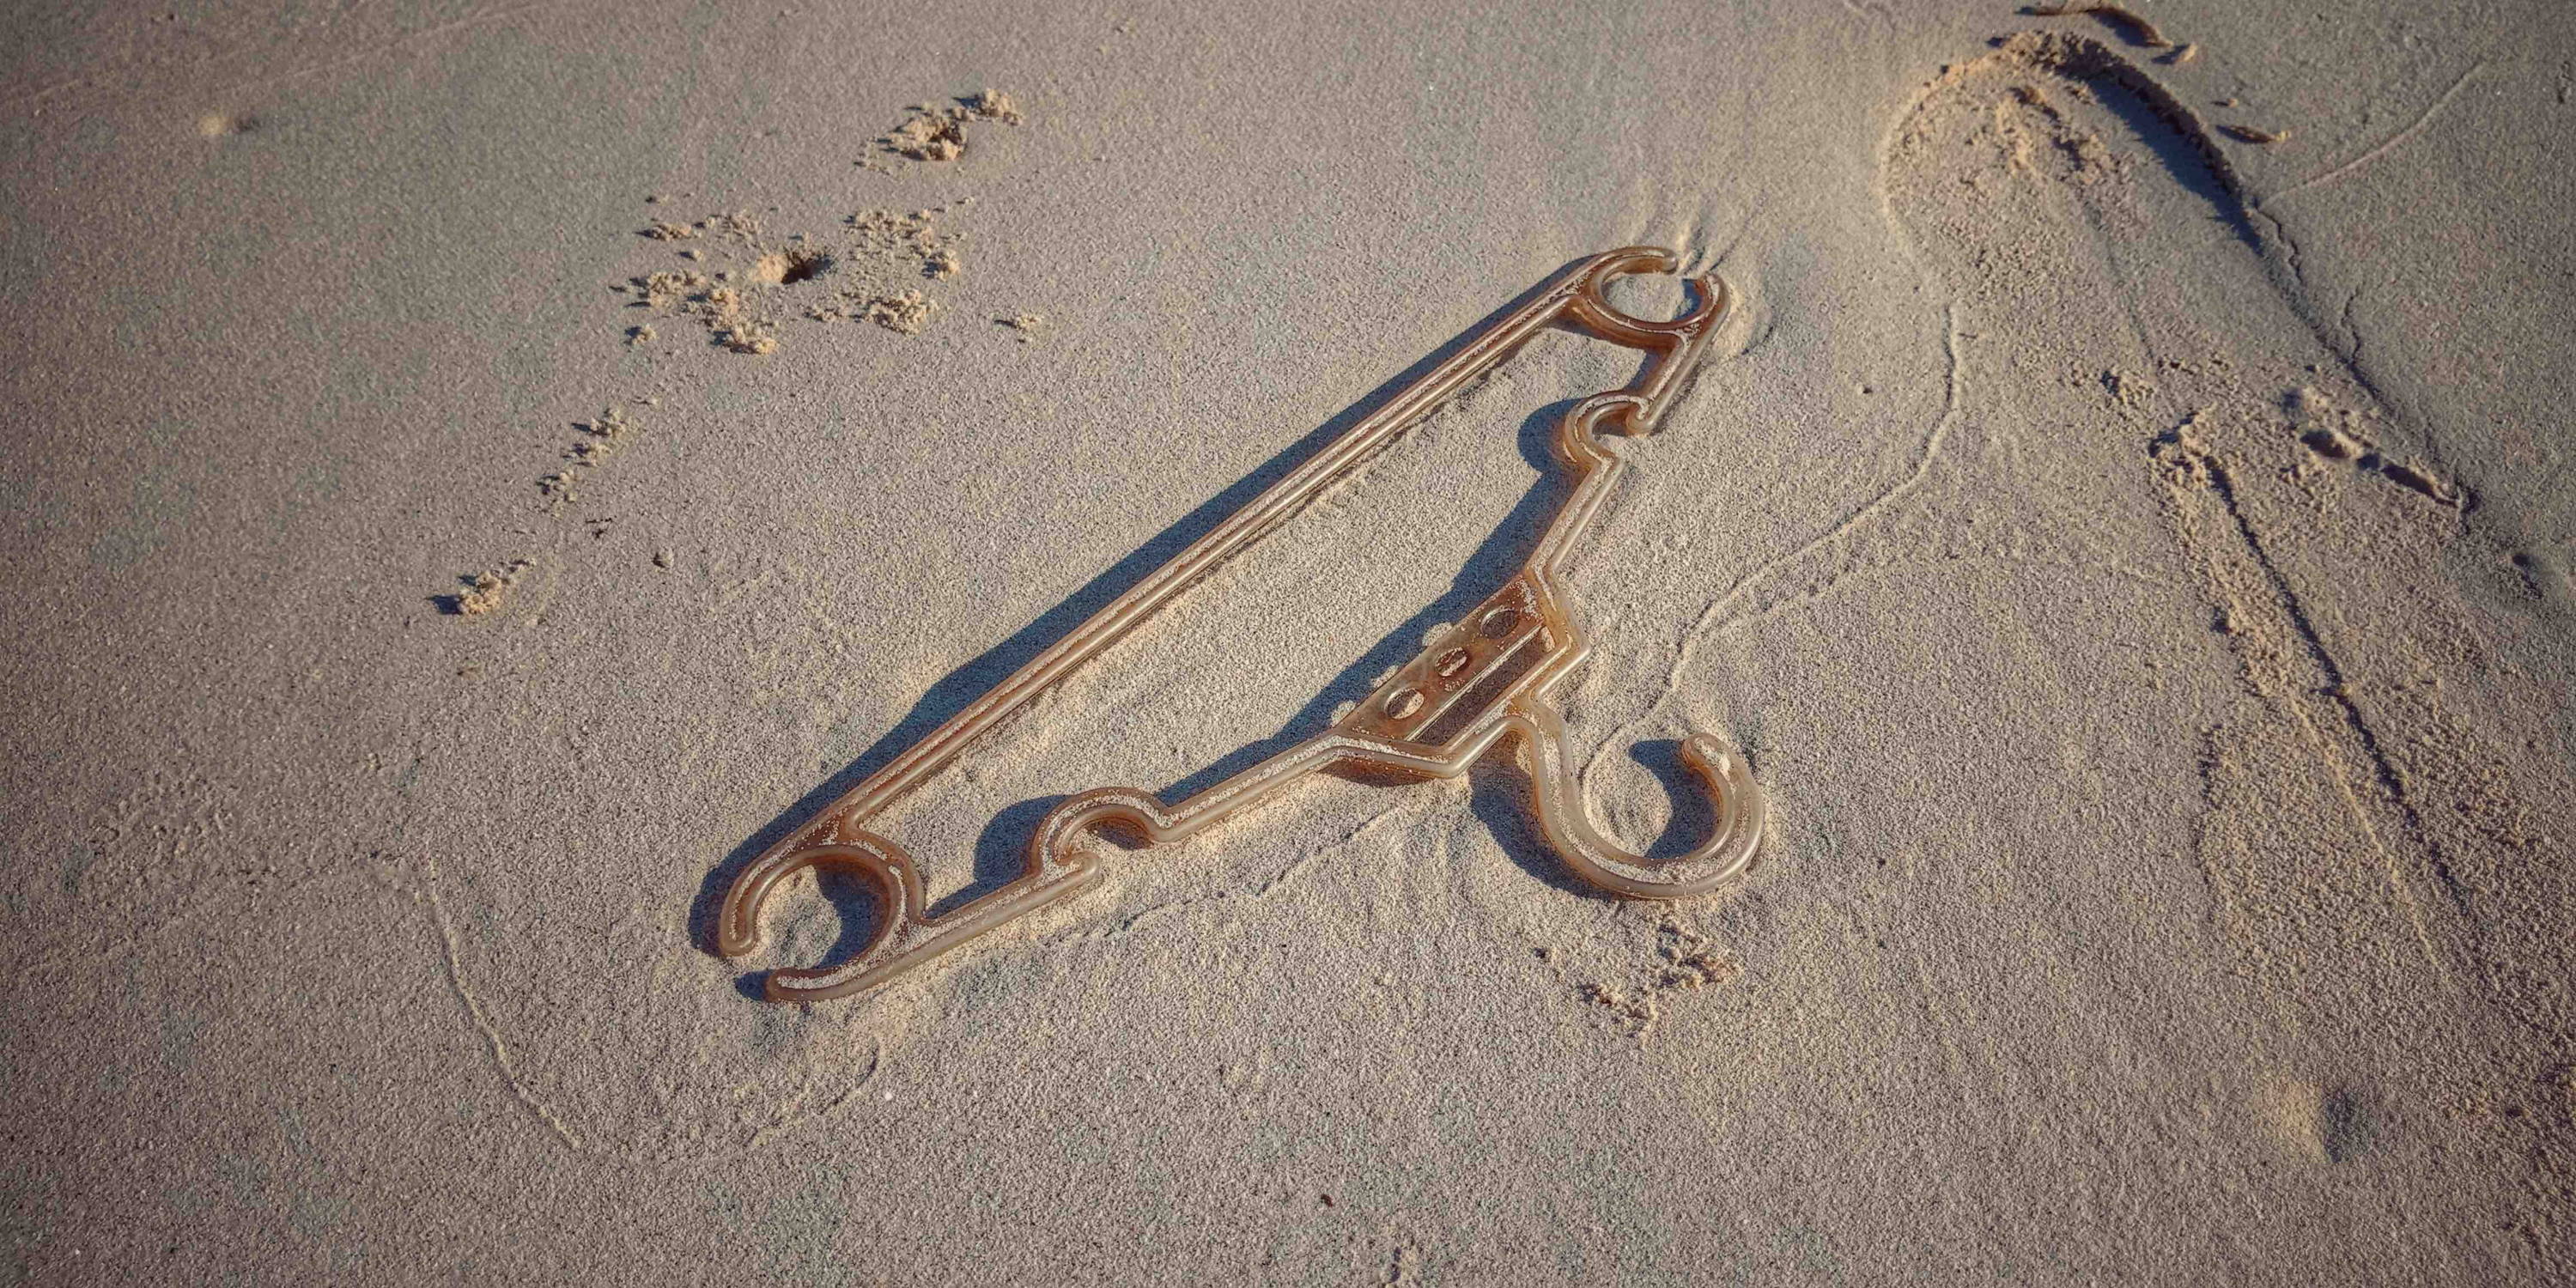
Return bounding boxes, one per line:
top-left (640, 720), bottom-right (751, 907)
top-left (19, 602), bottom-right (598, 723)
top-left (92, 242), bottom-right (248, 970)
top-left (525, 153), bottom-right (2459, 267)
top-left (718, 246), bottom-right (1767, 1004)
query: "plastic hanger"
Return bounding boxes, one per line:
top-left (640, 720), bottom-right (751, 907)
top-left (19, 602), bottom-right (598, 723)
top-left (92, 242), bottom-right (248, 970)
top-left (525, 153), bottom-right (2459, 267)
top-left (718, 246), bottom-right (1766, 1004)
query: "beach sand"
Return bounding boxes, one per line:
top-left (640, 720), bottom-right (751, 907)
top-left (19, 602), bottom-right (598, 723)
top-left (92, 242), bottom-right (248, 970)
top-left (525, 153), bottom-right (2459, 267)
top-left (3, 0), bottom-right (2573, 1281)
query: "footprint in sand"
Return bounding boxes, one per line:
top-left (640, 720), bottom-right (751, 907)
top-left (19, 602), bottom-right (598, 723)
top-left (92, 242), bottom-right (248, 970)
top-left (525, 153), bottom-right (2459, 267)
top-left (1671, 26), bottom-right (2567, 1262)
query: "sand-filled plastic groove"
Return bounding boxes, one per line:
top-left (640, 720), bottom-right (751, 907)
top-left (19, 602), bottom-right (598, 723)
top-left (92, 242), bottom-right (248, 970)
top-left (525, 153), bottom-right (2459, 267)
top-left (718, 246), bottom-right (1770, 1004)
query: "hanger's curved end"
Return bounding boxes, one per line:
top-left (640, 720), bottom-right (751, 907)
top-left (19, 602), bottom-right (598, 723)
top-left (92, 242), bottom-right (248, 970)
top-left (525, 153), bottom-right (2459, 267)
top-left (1671, 729), bottom-right (1768, 878)
top-left (715, 829), bottom-right (930, 1004)
top-left (720, 807), bottom-right (1121, 1005)
top-left (1561, 248), bottom-right (1730, 447)
top-left (1570, 247), bottom-right (1729, 352)
top-left (1514, 702), bottom-right (1767, 901)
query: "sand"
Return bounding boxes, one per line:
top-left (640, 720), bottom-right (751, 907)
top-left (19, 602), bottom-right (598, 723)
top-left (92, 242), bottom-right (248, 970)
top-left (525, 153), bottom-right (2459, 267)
top-left (3, 0), bottom-right (2573, 1282)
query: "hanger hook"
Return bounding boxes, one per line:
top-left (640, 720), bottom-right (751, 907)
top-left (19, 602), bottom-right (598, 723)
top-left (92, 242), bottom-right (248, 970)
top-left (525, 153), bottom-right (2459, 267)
top-left (1510, 698), bottom-right (1765, 898)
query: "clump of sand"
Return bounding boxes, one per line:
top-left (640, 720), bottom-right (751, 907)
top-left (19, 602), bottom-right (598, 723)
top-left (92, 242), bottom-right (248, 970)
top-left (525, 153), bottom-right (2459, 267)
top-left (536, 404), bottom-right (650, 508)
top-left (883, 112), bottom-right (963, 162)
top-left (618, 199), bottom-right (983, 351)
top-left (861, 290), bottom-right (933, 334)
top-left (575, 403), bottom-right (635, 447)
top-left (875, 89), bottom-right (1024, 163)
top-left (635, 210), bottom-right (762, 243)
top-left (963, 88), bottom-right (1023, 124)
top-left (2218, 122), bottom-right (2292, 144)
top-left (1569, 914), bottom-right (1739, 1038)
top-left (721, 320), bottom-right (779, 354)
top-left (846, 205), bottom-right (968, 275)
top-left (622, 270), bottom-right (783, 354)
top-left (440, 559), bottom-right (532, 616)
top-left (2283, 384), bottom-right (2459, 503)
top-left (637, 270), bottom-right (712, 311)
top-left (749, 245), bottom-right (834, 286)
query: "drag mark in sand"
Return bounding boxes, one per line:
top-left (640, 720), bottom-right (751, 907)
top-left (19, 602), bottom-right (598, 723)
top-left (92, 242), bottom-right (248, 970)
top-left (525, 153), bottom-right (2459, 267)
top-left (1673, 299), bottom-right (1963, 670)
top-left (374, 852), bottom-right (887, 1163)
top-left (1582, 298), bottom-right (1965, 787)
top-left (2260, 61), bottom-right (2488, 210)
top-left (372, 853), bottom-right (584, 1151)
top-left (1700, 550), bottom-right (2186, 640)
top-left (728, 1043), bottom-right (886, 1157)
